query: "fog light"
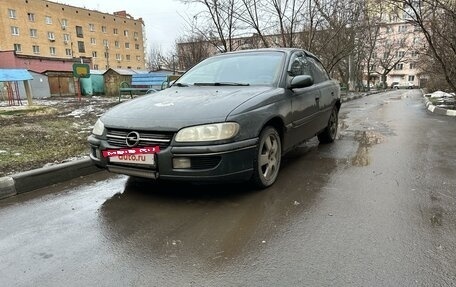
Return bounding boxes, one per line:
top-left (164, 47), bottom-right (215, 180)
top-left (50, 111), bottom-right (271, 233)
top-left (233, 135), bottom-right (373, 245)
top-left (173, 157), bottom-right (191, 169)
top-left (92, 147), bottom-right (100, 159)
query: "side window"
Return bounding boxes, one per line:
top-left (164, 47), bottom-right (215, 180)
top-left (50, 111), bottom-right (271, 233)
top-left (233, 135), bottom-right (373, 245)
top-left (308, 58), bottom-right (329, 84)
top-left (288, 53), bottom-right (311, 77)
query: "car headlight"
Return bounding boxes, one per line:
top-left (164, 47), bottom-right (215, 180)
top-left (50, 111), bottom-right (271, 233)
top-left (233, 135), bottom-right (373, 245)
top-left (175, 122), bottom-right (239, 142)
top-left (92, 119), bottom-right (105, 136)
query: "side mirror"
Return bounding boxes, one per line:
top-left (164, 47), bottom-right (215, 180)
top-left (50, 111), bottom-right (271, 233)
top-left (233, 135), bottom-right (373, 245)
top-left (289, 75), bottom-right (314, 89)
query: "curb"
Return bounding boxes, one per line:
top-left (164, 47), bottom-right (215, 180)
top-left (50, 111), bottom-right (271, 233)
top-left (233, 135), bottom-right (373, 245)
top-left (424, 96), bottom-right (456, 117)
top-left (0, 158), bottom-right (99, 200)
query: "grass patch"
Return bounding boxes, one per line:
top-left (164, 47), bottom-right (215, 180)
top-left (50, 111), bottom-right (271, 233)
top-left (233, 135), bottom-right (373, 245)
top-left (0, 117), bottom-right (94, 176)
top-left (0, 106), bottom-right (58, 116)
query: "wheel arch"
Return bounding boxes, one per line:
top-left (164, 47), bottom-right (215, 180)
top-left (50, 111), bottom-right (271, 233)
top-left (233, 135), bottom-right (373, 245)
top-left (261, 117), bottom-right (285, 150)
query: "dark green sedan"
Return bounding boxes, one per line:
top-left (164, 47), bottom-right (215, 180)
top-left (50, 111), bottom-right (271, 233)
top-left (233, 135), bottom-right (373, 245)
top-left (88, 48), bottom-right (341, 188)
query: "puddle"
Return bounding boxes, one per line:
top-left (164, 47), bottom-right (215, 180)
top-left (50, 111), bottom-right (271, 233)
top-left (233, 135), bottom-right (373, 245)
top-left (339, 120), bottom-right (349, 131)
top-left (430, 213), bottom-right (443, 227)
top-left (351, 131), bottom-right (384, 167)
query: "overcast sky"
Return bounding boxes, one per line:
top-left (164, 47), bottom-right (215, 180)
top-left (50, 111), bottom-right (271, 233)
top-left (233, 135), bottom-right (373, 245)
top-left (53, 0), bottom-right (201, 54)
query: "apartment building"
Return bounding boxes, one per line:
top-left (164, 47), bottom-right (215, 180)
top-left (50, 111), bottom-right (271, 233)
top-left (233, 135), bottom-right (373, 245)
top-left (0, 0), bottom-right (146, 70)
top-left (367, 12), bottom-right (426, 88)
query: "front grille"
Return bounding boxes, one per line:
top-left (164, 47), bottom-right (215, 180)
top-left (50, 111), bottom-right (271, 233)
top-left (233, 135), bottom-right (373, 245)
top-left (106, 129), bottom-right (174, 149)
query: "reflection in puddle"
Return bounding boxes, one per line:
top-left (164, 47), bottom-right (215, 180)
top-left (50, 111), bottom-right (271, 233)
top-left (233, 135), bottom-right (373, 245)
top-left (351, 131), bottom-right (384, 167)
top-left (430, 213), bottom-right (443, 227)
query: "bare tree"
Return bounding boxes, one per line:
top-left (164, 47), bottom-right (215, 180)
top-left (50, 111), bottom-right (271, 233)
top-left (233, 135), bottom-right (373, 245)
top-left (147, 45), bottom-right (164, 71)
top-left (176, 35), bottom-right (213, 70)
top-left (182, 0), bottom-right (242, 52)
top-left (268, 0), bottom-right (307, 47)
top-left (359, 2), bottom-right (384, 90)
top-left (237, 0), bottom-right (270, 48)
top-left (375, 39), bottom-right (410, 88)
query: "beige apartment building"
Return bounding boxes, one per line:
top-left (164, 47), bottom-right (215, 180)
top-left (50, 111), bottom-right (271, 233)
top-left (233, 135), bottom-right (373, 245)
top-left (0, 0), bottom-right (146, 70)
top-left (366, 13), bottom-right (426, 88)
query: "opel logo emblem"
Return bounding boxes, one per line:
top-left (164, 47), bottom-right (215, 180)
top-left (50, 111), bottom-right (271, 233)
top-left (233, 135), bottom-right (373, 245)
top-left (126, 131), bottom-right (140, 147)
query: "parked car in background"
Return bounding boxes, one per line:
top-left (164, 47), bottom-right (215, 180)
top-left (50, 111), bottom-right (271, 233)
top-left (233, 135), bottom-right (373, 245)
top-left (88, 48), bottom-right (341, 188)
top-left (390, 82), bottom-right (399, 89)
top-left (392, 82), bottom-right (415, 89)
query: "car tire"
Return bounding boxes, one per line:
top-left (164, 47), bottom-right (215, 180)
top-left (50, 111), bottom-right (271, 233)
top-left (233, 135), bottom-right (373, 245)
top-left (251, 126), bottom-right (282, 189)
top-left (317, 106), bottom-right (339, 144)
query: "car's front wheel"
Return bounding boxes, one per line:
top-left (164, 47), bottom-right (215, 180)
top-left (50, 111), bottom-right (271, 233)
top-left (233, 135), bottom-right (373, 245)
top-left (251, 126), bottom-right (282, 189)
top-left (318, 106), bottom-right (339, 144)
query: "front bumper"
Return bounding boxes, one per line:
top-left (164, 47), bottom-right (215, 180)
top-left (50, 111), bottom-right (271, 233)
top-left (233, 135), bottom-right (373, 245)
top-left (88, 135), bottom-right (258, 182)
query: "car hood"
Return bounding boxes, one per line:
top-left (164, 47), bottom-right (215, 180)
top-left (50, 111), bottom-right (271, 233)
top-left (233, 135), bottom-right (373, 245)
top-left (101, 86), bottom-right (274, 130)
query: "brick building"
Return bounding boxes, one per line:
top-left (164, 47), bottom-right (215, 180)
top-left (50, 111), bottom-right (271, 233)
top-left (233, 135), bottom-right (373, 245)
top-left (0, 0), bottom-right (146, 71)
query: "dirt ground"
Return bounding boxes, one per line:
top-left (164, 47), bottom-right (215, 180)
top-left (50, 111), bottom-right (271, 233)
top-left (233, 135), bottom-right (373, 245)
top-left (0, 96), bottom-right (119, 177)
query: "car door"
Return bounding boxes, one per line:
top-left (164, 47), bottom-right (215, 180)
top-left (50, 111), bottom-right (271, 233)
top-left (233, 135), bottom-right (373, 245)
top-left (308, 57), bottom-right (337, 131)
top-left (287, 52), bottom-right (322, 146)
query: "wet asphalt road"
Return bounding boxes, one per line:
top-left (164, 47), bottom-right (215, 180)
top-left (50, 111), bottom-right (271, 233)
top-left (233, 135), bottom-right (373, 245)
top-left (1, 90), bottom-right (455, 286)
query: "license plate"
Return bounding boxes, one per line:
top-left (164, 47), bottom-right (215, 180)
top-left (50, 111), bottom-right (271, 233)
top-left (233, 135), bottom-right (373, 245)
top-left (109, 154), bottom-right (155, 166)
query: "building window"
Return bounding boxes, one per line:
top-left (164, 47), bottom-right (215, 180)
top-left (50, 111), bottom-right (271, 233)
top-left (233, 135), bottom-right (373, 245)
top-left (32, 45), bottom-right (40, 54)
top-left (124, 30), bottom-right (129, 37)
top-left (89, 23), bottom-right (95, 32)
top-left (30, 28), bottom-right (37, 37)
top-left (398, 25), bottom-right (407, 32)
top-left (126, 55), bottom-right (131, 61)
top-left (45, 16), bottom-right (52, 24)
top-left (134, 32), bottom-right (139, 38)
top-left (92, 51), bottom-right (97, 58)
top-left (14, 43), bottom-right (22, 53)
top-left (8, 9), bottom-right (16, 19)
top-left (103, 39), bottom-right (109, 47)
top-left (116, 53), bottom-right (122, 61)
top-left (90, 37), bottom-right (96, 44)
top-left (115, 41), bottom-right (120, 48)
top-left (63, 34), bottom-right (70, 42)
top-left (48, 31), bottom-right (55, 41)
top-left (104, 51), bottom-right (109, 59)
top-left (397, 51), bottom-right (405, 58)
top-left (395, 63), bottom-right (404, 70)
top-left (93, 64), bottom-right (99, 70)
top-left (49, 47), bottom-right (56, 55)
top-left (101, 26), bottom-right (107, 33)
top-left (410, 62), bottom-right (416, 69)
top-left (135, 44), bottom-right (140, 50)
top-left (125, 42), bottom-right (130, 49)
top-left (65, 48), bottom-right (72, 56)
top-left (11, 26), bottom-right (19, 35)
top-left (408, 75), bottom-right (415, 82)
top-left (136, 55), bottom-right (141, 61)
top-left (61, 19), bottom-right (68, 29)
top-left (78, 41), bottom-right (85, 53)
top-left (76, 26), bottom-right (83, 38)
top-left (27, 12), bottom-right (35, 22)
top-left (113, 28), bottom-right (118, 34)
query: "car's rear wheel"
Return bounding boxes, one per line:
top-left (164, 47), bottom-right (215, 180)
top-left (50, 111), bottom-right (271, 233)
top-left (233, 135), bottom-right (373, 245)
top-left (251, 126), bottom-right (282, 189)
top-left (317, 106), bottom-right (339, 144)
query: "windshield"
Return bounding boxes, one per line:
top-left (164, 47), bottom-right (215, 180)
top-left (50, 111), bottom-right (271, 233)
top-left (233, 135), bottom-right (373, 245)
top-left (176, 52), bottom-right (285, 86)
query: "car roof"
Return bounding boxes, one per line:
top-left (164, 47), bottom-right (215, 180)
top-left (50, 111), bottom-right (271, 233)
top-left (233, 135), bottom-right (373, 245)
top-left (219, 48), bottom-right (318, 59)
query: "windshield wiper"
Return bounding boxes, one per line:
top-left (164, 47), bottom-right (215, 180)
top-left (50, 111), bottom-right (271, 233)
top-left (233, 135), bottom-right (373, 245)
top-left (193, 82), bottom-right (250, 86)
top-left (174, 82), bottom-right (189, 87)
